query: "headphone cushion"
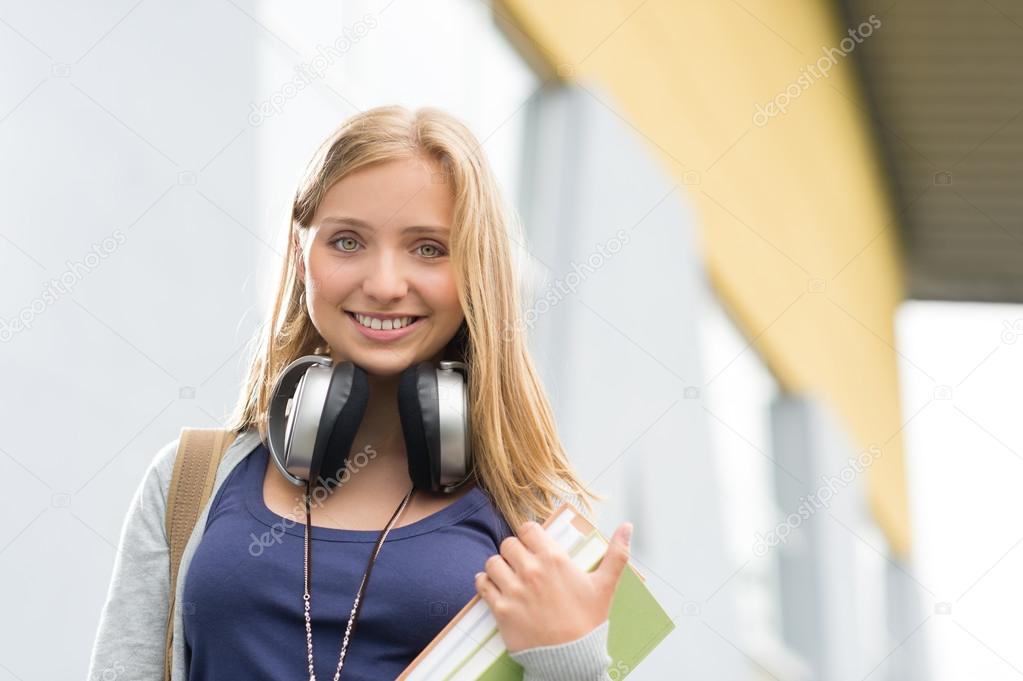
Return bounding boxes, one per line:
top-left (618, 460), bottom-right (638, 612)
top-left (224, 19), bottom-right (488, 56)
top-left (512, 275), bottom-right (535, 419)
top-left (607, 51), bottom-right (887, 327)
top-left (398, 363), bottom-right (436, 490)
top-left (315, 363), bottom-right (369, 490)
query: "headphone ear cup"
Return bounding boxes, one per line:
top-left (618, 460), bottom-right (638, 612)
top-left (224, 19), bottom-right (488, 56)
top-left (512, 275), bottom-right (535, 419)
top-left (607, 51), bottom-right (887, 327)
top-left (398, 363), bottom-right (437, 490)
top-left (268, 355), bottom-right (336, 486)
top-left (312, 362), bottom-right (369, 491)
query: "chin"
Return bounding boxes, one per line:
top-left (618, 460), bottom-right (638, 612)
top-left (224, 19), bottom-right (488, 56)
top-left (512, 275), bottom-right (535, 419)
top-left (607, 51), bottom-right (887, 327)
top-left (361, 363), bottom-right (405, 380)
top-left (346, 350), bottom-right (424, 379)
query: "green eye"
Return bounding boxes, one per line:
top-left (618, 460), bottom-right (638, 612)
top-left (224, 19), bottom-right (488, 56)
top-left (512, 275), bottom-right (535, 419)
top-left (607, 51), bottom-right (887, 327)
top-left (334, 236), bottom-right (359, 252)
top-left (418, 243), bottom-right (447, 258)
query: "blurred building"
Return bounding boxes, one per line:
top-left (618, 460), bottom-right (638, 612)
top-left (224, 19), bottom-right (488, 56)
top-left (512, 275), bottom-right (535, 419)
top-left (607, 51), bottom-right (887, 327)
top-left (492, 0), bottom-right (1020, 679)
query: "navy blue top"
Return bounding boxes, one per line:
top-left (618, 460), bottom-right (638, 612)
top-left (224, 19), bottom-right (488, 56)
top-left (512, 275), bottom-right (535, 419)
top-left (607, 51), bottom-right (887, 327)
top-left (182, 443), bottom-right (514, 681)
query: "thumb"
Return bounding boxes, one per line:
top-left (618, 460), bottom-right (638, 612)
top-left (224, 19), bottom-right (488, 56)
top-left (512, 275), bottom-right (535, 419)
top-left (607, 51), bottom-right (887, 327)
top-left (594, 522), bottom-right (632, 587)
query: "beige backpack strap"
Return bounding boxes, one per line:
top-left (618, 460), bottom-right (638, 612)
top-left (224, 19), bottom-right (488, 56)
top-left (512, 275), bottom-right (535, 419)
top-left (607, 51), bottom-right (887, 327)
top-left (162, 427), bottom-right (238, 681)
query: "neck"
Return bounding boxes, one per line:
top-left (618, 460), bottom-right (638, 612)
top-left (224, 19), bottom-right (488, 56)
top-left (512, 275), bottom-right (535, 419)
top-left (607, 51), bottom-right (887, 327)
top-left (350, 372), bottom-right (407, 460)
top-left (332, 349), bottom-right (452, 492)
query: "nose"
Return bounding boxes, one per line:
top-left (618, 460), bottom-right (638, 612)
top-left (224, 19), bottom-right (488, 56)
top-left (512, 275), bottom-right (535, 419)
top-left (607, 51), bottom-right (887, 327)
top-left (361, 249), bottom-right (409, 304)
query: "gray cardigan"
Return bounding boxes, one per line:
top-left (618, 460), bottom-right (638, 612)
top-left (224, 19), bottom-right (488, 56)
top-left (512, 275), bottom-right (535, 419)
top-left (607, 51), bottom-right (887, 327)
top-left (86, 428), bottom-right (613, 680)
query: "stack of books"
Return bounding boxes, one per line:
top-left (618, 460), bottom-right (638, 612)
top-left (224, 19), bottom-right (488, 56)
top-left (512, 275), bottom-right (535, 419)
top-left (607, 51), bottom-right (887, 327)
top-left (398, 503), bottom-right (675, 680)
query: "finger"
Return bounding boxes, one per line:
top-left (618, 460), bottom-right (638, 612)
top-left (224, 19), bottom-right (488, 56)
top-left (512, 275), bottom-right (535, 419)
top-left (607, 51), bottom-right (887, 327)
top-left (498, 534), bottom-right (535, 572)
top-left (514, 521), bottom-right (556, 557)
top-left (475, 570), bottom-right (499, 600)
top-left (483, 554), bottom-right (521, 595)
top-left (594, 522), bottom-right (632, 588)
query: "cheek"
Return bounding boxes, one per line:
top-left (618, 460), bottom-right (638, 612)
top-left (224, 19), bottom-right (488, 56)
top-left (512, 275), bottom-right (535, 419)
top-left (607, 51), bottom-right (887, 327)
top-left (420, 269), bottom-right (461, 311)
top-left (306, 255), bottom-right (352, 299)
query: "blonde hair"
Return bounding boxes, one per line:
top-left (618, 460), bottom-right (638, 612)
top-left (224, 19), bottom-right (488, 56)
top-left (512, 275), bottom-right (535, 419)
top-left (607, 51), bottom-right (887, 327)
top-left (225, 105), bottom-right (601, 530)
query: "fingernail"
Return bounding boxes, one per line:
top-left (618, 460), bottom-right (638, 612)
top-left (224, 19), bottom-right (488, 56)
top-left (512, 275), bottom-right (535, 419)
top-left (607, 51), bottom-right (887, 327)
top-left (623, 523), bottom-right (633, 547)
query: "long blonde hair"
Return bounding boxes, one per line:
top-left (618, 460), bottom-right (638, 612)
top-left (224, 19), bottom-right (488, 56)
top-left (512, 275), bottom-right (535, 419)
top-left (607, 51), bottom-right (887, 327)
top-left (225, 105), bottom-right (601, 531)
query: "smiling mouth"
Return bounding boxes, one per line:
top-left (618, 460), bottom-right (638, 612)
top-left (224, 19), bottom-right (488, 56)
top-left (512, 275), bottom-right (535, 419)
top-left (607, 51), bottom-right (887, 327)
top-left (344, 310), bottom-right (425, 331)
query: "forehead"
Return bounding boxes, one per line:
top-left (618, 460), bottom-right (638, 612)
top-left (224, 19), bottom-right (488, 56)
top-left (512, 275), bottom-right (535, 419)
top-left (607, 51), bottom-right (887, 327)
top-left (313, 156), bottom-right (453, 230)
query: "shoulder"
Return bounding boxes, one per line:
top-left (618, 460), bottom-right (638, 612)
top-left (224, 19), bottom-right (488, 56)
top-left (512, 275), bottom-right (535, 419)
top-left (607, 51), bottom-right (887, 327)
top-left (146, 428), bottom-right (259, 496)
top-left (151, 437), bottom-right (181, 487)
top-left (120, 437), bottom-right (181, 527)
top-left (134, 437), bottom-right (179, 499)
top-left (134, 429), bottom-right (252, 516)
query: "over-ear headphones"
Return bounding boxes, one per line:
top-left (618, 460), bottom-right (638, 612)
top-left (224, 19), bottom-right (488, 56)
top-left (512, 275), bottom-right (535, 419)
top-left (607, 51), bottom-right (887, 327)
top-left (266, 354), bottom-right (474, 495)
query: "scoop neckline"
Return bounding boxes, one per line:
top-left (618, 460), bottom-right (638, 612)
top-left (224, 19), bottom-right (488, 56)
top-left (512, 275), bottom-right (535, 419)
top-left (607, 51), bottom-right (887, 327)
top-left (244, 443), bottom-right (487, 543)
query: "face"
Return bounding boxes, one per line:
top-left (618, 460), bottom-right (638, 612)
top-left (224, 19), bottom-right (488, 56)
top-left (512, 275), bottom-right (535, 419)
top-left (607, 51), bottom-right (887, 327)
top-left (296, 155), bottom-right (463, 378)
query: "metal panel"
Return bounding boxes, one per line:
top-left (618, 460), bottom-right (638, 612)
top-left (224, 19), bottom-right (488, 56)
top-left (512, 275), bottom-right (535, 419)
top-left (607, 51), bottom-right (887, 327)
top-left (840, 0), bottom-right (1023, 302)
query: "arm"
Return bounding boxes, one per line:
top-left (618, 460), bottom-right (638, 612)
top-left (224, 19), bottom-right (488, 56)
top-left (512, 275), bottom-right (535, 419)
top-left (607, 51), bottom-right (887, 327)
top-left (508, 619), bottom-right (613, 681)
top-left (87, 439), bottom-right (177, 681)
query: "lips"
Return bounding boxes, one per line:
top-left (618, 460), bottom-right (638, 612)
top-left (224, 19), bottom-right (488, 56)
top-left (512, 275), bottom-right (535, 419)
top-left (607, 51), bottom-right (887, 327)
top-left (344, 310), bottom-right (425, 340)
top-left (345, 311), bottom-right (422, 330)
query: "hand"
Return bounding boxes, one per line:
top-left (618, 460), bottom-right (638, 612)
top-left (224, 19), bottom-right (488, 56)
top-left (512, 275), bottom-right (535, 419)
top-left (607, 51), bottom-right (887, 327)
top-left (474, 520), bottom-right (633, 653)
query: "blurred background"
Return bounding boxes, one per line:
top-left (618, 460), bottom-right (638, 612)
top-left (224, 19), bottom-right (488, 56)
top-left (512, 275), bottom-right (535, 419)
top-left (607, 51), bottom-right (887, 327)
top-left (1, 0), bottom-right (1021, 679)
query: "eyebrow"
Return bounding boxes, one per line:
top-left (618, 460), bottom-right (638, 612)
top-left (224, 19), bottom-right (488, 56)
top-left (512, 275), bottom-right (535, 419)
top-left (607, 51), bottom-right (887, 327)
top-left (320, 216), bottom-right (449, 235)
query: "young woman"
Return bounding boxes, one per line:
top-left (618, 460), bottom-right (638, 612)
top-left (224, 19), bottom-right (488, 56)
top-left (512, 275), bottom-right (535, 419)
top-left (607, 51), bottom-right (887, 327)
top-left (88, 105), bottom-right (633, 681)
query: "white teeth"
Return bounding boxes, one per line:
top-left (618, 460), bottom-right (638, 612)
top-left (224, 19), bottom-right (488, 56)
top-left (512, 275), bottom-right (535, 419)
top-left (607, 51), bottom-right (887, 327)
top-left (353, 313), bottom-right (417, 330)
